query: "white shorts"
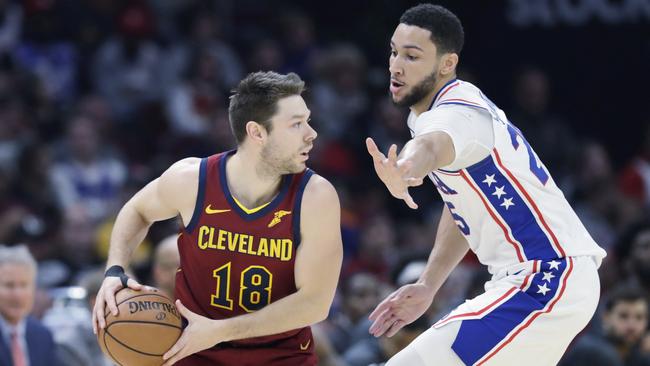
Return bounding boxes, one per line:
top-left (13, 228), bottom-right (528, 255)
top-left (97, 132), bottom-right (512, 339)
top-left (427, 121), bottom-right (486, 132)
top-left (387, 256), bottom-right (600, 366)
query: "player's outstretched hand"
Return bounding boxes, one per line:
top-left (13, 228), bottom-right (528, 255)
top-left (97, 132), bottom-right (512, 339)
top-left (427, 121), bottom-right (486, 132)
top-left (92, 276), bottom-right (143, 334)
top-left (162, 300), bottom-right (223, 366)
top-left (366, 137), bottom-right (423, 209)
top-left (368, 283), bottom-right (434, 338)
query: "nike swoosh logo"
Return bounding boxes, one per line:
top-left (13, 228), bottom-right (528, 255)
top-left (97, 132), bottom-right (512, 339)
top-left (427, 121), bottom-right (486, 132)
top-left (299, 340), bottom-right (311, 351)
top-left (205, 205), bottom-right (231, 214)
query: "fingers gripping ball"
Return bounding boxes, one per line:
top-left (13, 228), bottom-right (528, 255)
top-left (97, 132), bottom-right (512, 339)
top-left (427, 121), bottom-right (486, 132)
top-left (97, 288), bottom-right (182, 366)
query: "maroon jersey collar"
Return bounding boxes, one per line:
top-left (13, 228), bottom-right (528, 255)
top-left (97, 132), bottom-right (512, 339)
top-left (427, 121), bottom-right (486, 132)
top-left (218, 150), bottom-right (292, 221)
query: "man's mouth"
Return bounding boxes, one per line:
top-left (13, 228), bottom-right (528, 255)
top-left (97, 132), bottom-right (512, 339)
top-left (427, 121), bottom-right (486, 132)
top-left (300, 147), bottom-right (312, 158)
top-left (390, 79), bottom-right (405, 94)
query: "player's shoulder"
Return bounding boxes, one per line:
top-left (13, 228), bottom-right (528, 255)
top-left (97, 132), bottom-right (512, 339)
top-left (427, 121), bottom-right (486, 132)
top-left (302, 173), bottom-right (339, 208)
top-left (423, 81), bottom-right (490, 121)
top-left (164, 157), bottom-right (201, 178)
top-left (169, 157), bottom-right (202, 170)
top-left (158, 157), bottom-right (202, 195)
top-left (436, 79), bottom-right (483, 104)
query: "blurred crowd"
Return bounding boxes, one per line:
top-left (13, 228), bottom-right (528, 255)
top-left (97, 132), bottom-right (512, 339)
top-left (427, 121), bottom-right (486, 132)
top-left (0, 1), bottom-right (649, 365)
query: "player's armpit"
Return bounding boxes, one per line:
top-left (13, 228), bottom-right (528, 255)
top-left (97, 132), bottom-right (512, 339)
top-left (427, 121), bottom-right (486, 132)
top-left (293, 174), bottom-right (343, 319)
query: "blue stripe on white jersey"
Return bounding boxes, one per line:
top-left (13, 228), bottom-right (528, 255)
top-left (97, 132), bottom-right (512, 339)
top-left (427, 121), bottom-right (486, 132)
top-left (464, 157), bottom-right (562, 261)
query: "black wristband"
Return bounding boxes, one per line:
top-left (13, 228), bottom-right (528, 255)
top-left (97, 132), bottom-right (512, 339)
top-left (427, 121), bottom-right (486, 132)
top-left (104, 265), bottom-right (125, 277)
top-left (105, 265), bottom-right (130, 288)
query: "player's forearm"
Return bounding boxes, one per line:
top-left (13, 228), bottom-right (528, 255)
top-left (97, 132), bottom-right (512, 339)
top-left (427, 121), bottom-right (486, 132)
top-left (216, 290), bottom-right (332, 343)
top-left (398, 137), bottom-right (440, 179)
top-left (106, 202), bottom-right (152, 269)
top-left (417, 208), bottom-right (469, 293)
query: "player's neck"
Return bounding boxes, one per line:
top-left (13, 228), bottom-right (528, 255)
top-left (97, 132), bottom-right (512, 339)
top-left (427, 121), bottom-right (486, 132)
top-left (225, 150), bottom-right (283, 208)
top-left (410, 75), bottom-right (456, 116)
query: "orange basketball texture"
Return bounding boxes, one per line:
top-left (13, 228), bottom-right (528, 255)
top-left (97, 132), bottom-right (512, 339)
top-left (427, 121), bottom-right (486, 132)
top-left (97, 288), bottom-right (183, 366)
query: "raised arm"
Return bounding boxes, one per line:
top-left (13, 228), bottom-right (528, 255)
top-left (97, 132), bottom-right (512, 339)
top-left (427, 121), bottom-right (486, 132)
top-left (162, 174), bottom-right (343, 365)
top-left (369, 205), bottom-right (469, 337)
top-left (366, 131), bottom-right (454, 209)
top-left (92, 158), bottom-right (200, 333)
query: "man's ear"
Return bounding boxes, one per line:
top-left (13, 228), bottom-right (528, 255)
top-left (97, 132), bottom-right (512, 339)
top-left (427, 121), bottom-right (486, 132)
top-left (245, 121), bottom-right (267, 144)
top-left (439, 53), bottom-right (459, 76)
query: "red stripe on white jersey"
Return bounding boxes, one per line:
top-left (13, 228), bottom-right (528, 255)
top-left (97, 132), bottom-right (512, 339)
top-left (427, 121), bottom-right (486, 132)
top-left (436, 82), bottom-right (460, 102)
top-left (438, 98), bottom-right (484, 108)
top-left (434, 287), bottom-right (519, 328)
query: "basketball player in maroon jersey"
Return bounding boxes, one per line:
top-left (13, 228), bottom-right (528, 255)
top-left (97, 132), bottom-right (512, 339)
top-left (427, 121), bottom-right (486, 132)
top-left (91, 71), bottom-right (343, 365)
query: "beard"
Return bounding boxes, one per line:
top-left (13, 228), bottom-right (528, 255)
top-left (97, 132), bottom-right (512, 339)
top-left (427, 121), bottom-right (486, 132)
top-left (392, 67), bottom-right (438, 108)
top-left (258, 140), bottom-right (305, 177)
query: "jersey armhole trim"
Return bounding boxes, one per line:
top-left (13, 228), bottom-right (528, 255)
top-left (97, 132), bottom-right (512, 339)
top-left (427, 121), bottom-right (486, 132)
top-left (185, 157), bottom-right (208, 233)
top-left (292, 169), bottom-right (315, 248)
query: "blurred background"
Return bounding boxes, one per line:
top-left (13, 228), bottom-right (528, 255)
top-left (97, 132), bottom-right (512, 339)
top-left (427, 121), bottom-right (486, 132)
top-left (0, 0), bottom-right (648, 365)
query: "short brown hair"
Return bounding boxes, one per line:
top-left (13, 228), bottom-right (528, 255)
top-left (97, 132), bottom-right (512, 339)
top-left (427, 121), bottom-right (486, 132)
top-left (228, 71), bottom-right (305, 144)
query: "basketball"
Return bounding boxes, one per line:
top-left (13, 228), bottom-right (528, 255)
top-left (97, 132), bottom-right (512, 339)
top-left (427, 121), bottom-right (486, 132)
top-left (97, 288), bottom-right (183, 366)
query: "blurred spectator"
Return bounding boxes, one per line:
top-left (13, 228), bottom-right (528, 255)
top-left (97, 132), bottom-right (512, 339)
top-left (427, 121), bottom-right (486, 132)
top-left (9, 144), bottom-right (61, 260)
top-left (0, 93), bottom-right (32, 173)
top-left (0, 0), bottom-right (21, 53)
top-left (279, 11), bottom-right (320, 80)
top-left (312, 323), bottom-right (346, 366)
top-left (151, 234), bottom-right (180, 297)
top-left (165, 48), bottom-right (227, 136)
top-left (343, 315), bottom-right (429, 366)
top-left (326, 272), bottom-right (387, 354)
top-left (13, 0), bottom-right (77, 103)
top-left (568, 141), bottom-right (639, 250)
top-left (43, 270), bottom-right (111, 366)
top-left (343, 214), bottom-right (396, 281)
top-left (248, 38), bottom-right (284, 73)
top-left (619, 125), bottom-right (650, 208)
top-left (0, 168), bottom-right (25, 243)
top-left (0, 244), bottom-right (59, 366)
top-left (367, 97), bottom-right (410, 153)
top-left (509, 66), bottom-right (575, 180)
top-left (49, 114), bottom-right (127, 222)
top-left (160, 8), bottom-right (243, 92)
top-left (311, 43), bottom-right (369, 143)
top-left (623, 225), bottom-right (650, 296)
top-left (560, 286), bottom-right (650, 366)
top-left (92, 1), bottom-right (162, 118)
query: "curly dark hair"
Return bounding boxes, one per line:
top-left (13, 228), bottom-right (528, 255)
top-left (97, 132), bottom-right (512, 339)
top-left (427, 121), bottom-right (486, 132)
top-left (399, 4), bottom-right (464, 55)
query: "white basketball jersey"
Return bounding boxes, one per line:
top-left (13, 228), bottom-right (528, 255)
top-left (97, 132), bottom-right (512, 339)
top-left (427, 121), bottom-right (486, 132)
top-left (408, 80), bottom-right (606, 274)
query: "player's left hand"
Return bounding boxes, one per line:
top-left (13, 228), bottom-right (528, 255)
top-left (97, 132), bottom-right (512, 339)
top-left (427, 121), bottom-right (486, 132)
top-left (368, 283), bottom-right (434, 337)
top-left (366, 138), bottom-right (424, 209)
top-left (162, 300), bottom-right (224, 366)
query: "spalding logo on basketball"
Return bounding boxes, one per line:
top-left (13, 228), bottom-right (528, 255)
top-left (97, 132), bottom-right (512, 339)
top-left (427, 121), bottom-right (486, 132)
top-left (97, 288), bottom-right (182, 366)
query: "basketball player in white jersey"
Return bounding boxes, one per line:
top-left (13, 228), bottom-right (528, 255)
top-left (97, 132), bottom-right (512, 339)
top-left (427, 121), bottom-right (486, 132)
top-left (365, 4), bottom-right (607, 366)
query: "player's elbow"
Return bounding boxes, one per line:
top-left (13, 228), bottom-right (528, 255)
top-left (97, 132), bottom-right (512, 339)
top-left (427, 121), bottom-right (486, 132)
top-left (312, 302), bottom-right (331, 323)
top-left (302, 291), bottom-right (335, 323)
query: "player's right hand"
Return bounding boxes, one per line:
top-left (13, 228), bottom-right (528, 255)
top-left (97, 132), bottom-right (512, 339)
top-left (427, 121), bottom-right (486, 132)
top-left (366, 137), bottom-right (423, 209)
top-left (368, 283), bottom-right (434, 337)
top-left (92, 276), bottom-right (143, 335)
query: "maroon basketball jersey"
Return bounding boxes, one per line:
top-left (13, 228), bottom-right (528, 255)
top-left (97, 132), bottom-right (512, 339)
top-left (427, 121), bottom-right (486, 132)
top-left (175, 151), bottom-right (317, 365)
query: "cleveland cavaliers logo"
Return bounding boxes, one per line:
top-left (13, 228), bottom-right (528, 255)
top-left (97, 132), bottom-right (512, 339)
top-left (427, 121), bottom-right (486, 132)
top-left (268, 210), bottom-right (291, 228)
